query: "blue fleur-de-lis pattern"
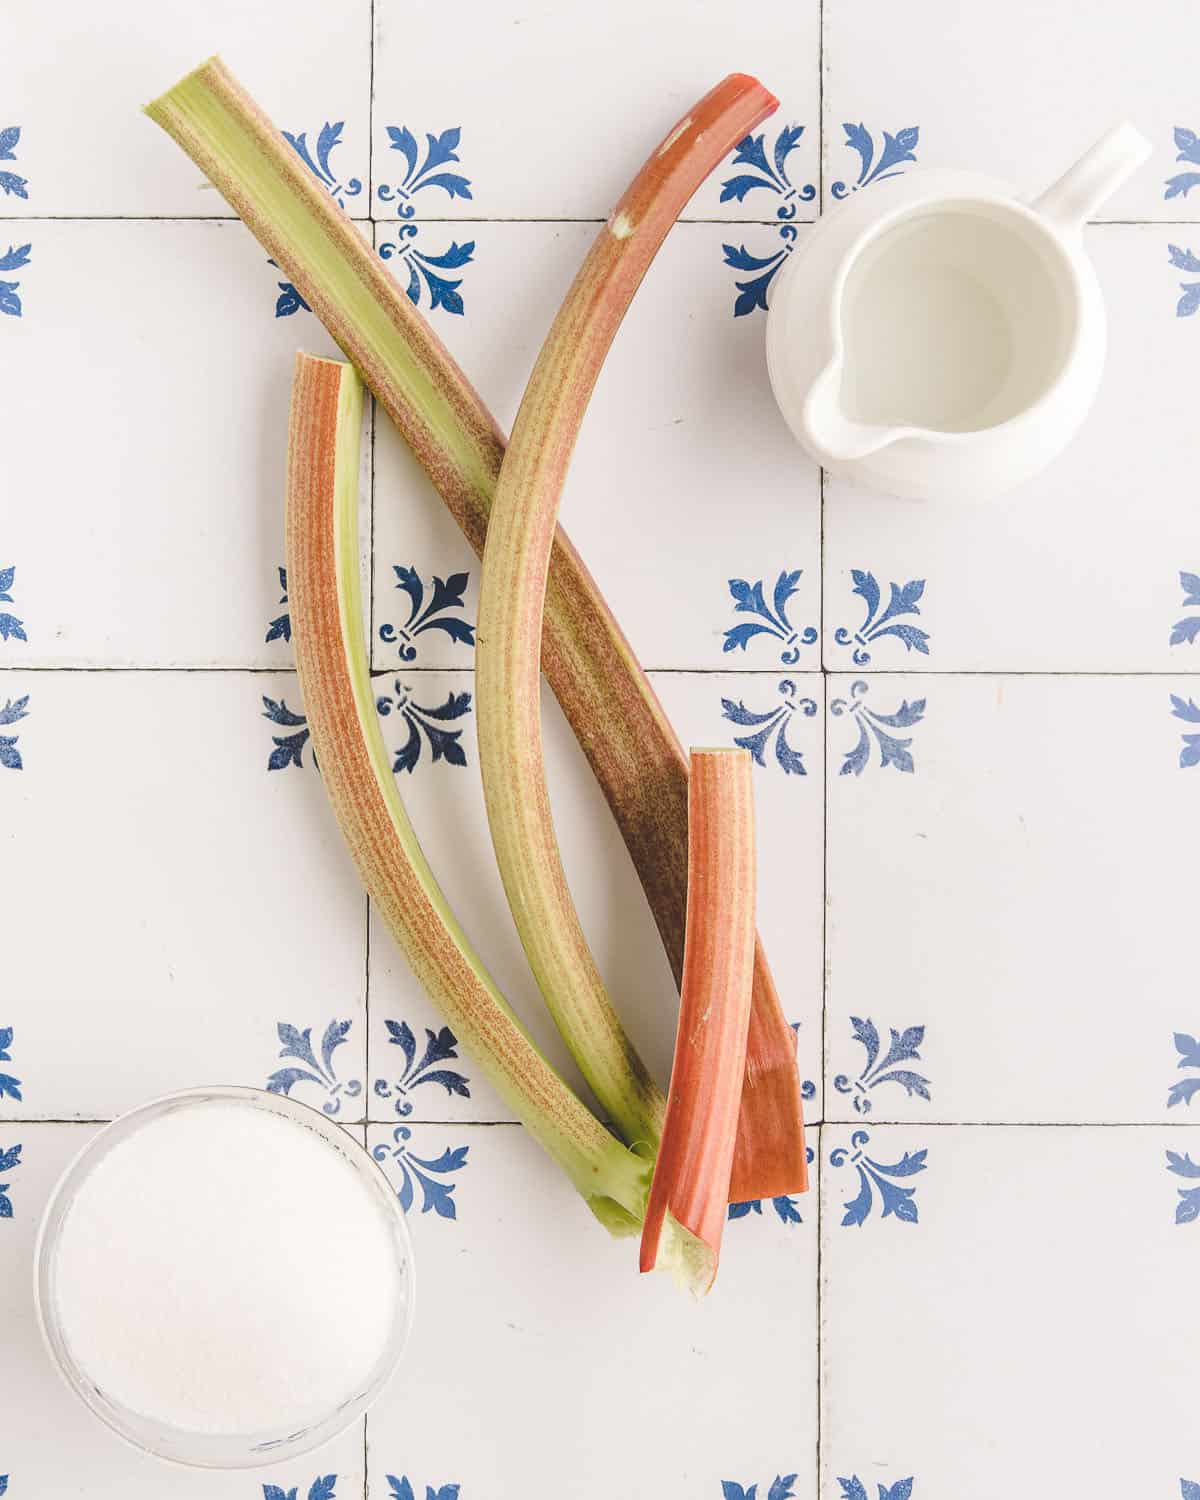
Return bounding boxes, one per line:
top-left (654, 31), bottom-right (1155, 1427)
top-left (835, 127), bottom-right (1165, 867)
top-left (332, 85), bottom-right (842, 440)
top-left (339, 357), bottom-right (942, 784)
top-left (830, 1130), bottom-right (927, 1227)
top-left (378, 230), bottom-right (476, 316)
top-left (1167, 244), bottom-right (1200, 319)
top-left (830, 680), bottom-right (925, 776)
top-left (387, 1477), bottom-right (460, 1500)
top-left (265, 1020), bottom-right (363, 1117)
top-left (0, 1028), bottom-right (20, 1104)
top-left (373, 125), bottom-right (476, 314)
top-left (721, 678), bottom-right (818, 775)
top-left (0, 565), bottom-right (25, 643)
top-left (373, 1020), bottom-right (471, 1116)
top-left (719, 123), bottom-right (814, 316)
top-left (265, 566), bottom-right (290, 644)
top-left (1167, 1148), bottom-right (1200, 1224)
top-left (1168, 1032), bottom-right (1200, 1109)
top-left (270, 119), bottom-right (363, 316)
top-left (1166, 127), bottom-right (1200, 201)
top-left (838, 1478), bottom-right (914, 1500)
top-left (722, 570), bottom-right (817, 663)
top-left (831, 123), bottom-right (920, 200)
top-left (0, 125), bottom-right (27, 200)
top-left (0, 695), bottom-right (28, 771)
top-left (263, 1476), bottom-right (337, 1500)
top-left (0, 1142), bottom-right (22, 1219)
top-left (263, 695), bottom-right (311, 771)
top-left (834, 570), bottom-right (930, 664)
top-left (0, 241), bottom-right (30, 319)
top-left (1183, 1481), bottom-right (1200, 1499)
top-left (373, 1125), bottom-right (468, 1220)
top-left (1170, 571), bottom-right (1200, 643)
top-left (377, 125), bottom-right (472, 217)
top-left (377, 679), bottom-right (472, 773)
top-left (721, 1475), bottom-right (797, 1500)
top-left (378, 565), bottom-right (476, 662)
top-left (1170, 693), bottom-right (1200, 768)
top-left (834, 1018), bottom-right (931, 1115)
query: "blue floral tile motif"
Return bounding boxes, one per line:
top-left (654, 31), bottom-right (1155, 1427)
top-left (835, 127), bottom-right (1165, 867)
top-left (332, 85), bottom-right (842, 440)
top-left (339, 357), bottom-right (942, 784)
top-left (378, 565), bottom-right (475, 662)
top-left (0, 241), bottom-right (30, 319)
top-left (0, 565), bottom-right (26, 643)
top-left (377, 680), bottom-right (472, 774)
top-left (265, 1020), bottom-right (362, 1117)
top-left (0, 126), bottom-right (28, 200)
top-left (1168, 1149), bottom-right (1200, 1225)
top-left (830, 681), bottom-right (925, 776)
top-left (373, 1125), bottom-right (468, 1220)
top-left (1168, 244), bottom-right (1200, 319)
top-left (264, 1476), bottom-right (337, 1500)
top-left (729, 1144), bottom-right (814, 1226)
top-left (719, 124), bottom-right (814, 317)
top-left (387, 1477), bottom-right (460, 1500)
top-left (0, 1472), bottom-right (8, 1492)
top-left (0, 695), bottom-right (29, 772)
top-left (834, 570), bottom-right (930, 664)
top-left (0, 1027), bottom-right (21, 1103)
top-left (722, 570), bottom-right (817, 663)
top-left (263, 695), bottom-right (310, 771)
top-left (721, 1475), bottom-right (797, 1500)
top-left (1183, 1481), bottom-right (1200, 1499)
top-left (378, 125), bottom-right (472, 217)
top-left (721, 679), bottom-right (818, 776)
top-left (1166, 127), bottom-right (1200, 201)
top-left (831, 123), bottom-right (920, 201)
top-left (284, 122), bottom-right (363, 211)
top-left (1170, 694), bottom-right (1200, 768)
top-left (835, 1019), bottom-right (930, 1115)
top-left (0, 1142), bottom-right (22, 1219)
top-left (378, 230), bottom-right (476, 317)
top-left (830, 1130), bottom-right (927, 1227)
top-left (266, 566), bottom-right (290, 644)
top-left (1169, 1031), bottom-right (1200, 1109)
top-left (1171, 571), bottom-right (1200, 644)
top-left (374, 1020), bottom-right (471, 1116)
top-left (838, 1477), bottom-right (914, 1500)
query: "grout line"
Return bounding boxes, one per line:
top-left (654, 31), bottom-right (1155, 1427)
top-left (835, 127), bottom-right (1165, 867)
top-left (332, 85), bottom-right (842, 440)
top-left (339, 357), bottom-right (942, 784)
top-left (6, 664), bottom-right (1200, 679)
top-left (5, 212), bottom-right (1192, 226)
top-left (7, 1115), bottom-right (1197, 1128)
top-left (815, 1123), bottom-right (824, 1500)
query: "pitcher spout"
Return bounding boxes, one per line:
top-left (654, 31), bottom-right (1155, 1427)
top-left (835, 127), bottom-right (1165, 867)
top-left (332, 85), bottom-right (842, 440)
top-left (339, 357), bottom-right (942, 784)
top-left (800, 362), bottom-right (908, 465)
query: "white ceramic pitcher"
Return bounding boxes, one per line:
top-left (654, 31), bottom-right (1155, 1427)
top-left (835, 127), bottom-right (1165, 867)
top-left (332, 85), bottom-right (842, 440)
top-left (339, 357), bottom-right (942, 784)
top-left (765, 123), bottom-right (1152, 502)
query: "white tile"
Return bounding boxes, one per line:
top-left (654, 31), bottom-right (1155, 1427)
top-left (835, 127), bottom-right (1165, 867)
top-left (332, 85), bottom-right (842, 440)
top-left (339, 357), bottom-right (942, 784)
top-left (371, 0), bottom-right (818, 222)
top-left (0, 1123), bottom-right (366, 1495)
top-left (367, 1123), bottom-right (818, 1500)
top-left (1, 0), bottom-right (371, 218)
top-left (368, 671), bottom-right (823, 1124)
top-left (371, 220), bottom-right (819, 676)
top-left (0, 220), bottom-right (372, 667)
top-left (823, 0), bottom-right (1200, 220)
top-left (820, 1125), bottom-right (1200, 1497)
top-left (0, 671), bottom-right (367, 1120)
top-left (821, 227), bottom-right (1200, 671)
top-left (826, 674), bottom-right (1200, 1124)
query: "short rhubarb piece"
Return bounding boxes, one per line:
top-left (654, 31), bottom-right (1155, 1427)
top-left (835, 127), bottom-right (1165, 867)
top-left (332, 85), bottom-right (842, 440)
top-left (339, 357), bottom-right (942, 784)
top-left (640, 749), bottom-right (757, 1295)
top-left (284, 351), bottom-right (650, 1234)
top-left (474, 75), bottom-right (776, 1154)
top-left (146, 58), bottom-right (808, 1202)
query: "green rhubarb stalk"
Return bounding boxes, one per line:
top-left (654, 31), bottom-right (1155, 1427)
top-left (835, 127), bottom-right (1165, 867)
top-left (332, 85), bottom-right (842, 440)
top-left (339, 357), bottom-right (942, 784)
top-left (474, 75), bottom-right (777, 1152)
top-left (146, 59), bottom-right (809, 1200)
top-left (285, 351), bottom-right (649, 1232)
top-left (640, 748), bottom-right (757, 1295)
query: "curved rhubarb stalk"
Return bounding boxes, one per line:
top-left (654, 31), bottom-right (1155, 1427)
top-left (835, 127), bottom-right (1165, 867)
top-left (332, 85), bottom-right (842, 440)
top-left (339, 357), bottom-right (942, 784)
top-left (285, 352), bottom-right (649, 1232)
top-left (146, 59), bottom-right (807, 1200)
top-left (641, 749), bottom-right (757, 1294)
top-left (474, 76), bottom-right (775, 1152)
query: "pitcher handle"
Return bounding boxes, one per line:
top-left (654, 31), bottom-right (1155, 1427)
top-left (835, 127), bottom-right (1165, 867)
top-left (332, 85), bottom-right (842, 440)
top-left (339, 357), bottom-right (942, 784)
top-left (1033, 122), bottom-right (1152, 233)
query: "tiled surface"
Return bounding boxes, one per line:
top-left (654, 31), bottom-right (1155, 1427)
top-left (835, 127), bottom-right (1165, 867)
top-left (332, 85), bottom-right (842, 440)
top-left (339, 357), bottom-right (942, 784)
top-left (5, 2), bottom-right (1200, 1497)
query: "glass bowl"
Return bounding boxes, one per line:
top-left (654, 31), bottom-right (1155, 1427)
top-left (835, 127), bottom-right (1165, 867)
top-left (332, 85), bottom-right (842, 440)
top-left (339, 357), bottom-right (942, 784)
top-left (34, 1085), bottom-right (414, 1469)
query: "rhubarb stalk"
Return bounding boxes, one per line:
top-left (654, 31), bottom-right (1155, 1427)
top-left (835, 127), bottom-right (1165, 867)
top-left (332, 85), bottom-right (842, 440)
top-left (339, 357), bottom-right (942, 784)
top-left (285, 351), bottom-right (650, 1232)
top-left (146, 59), bottom-right (808, 1200)
top-left (640, 749), bottom-right (757, 1294)
top-left (474, 76), bottom-right (774, 1152)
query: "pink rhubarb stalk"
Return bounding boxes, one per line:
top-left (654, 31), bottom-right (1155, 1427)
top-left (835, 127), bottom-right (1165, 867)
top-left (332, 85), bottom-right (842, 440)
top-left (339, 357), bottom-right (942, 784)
top-left (475, 75), bottom-right (781, 1153)
top-left (640, 749), bottom-right (757, 1293)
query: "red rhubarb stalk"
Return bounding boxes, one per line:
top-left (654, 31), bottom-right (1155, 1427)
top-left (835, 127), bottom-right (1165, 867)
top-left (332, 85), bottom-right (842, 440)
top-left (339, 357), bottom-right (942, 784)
top-left (640, 748), bottom-right (757, 1292)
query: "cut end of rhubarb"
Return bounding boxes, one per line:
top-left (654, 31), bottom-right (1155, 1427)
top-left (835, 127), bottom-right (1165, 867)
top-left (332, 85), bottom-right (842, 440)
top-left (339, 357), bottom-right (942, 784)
top-left (640, 1209), bottom-right (717, 1298)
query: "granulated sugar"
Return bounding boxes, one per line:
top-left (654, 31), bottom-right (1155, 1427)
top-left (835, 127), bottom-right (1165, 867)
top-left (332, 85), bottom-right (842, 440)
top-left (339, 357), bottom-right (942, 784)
top-left (52, 1097), bottom-right (402, 1437)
